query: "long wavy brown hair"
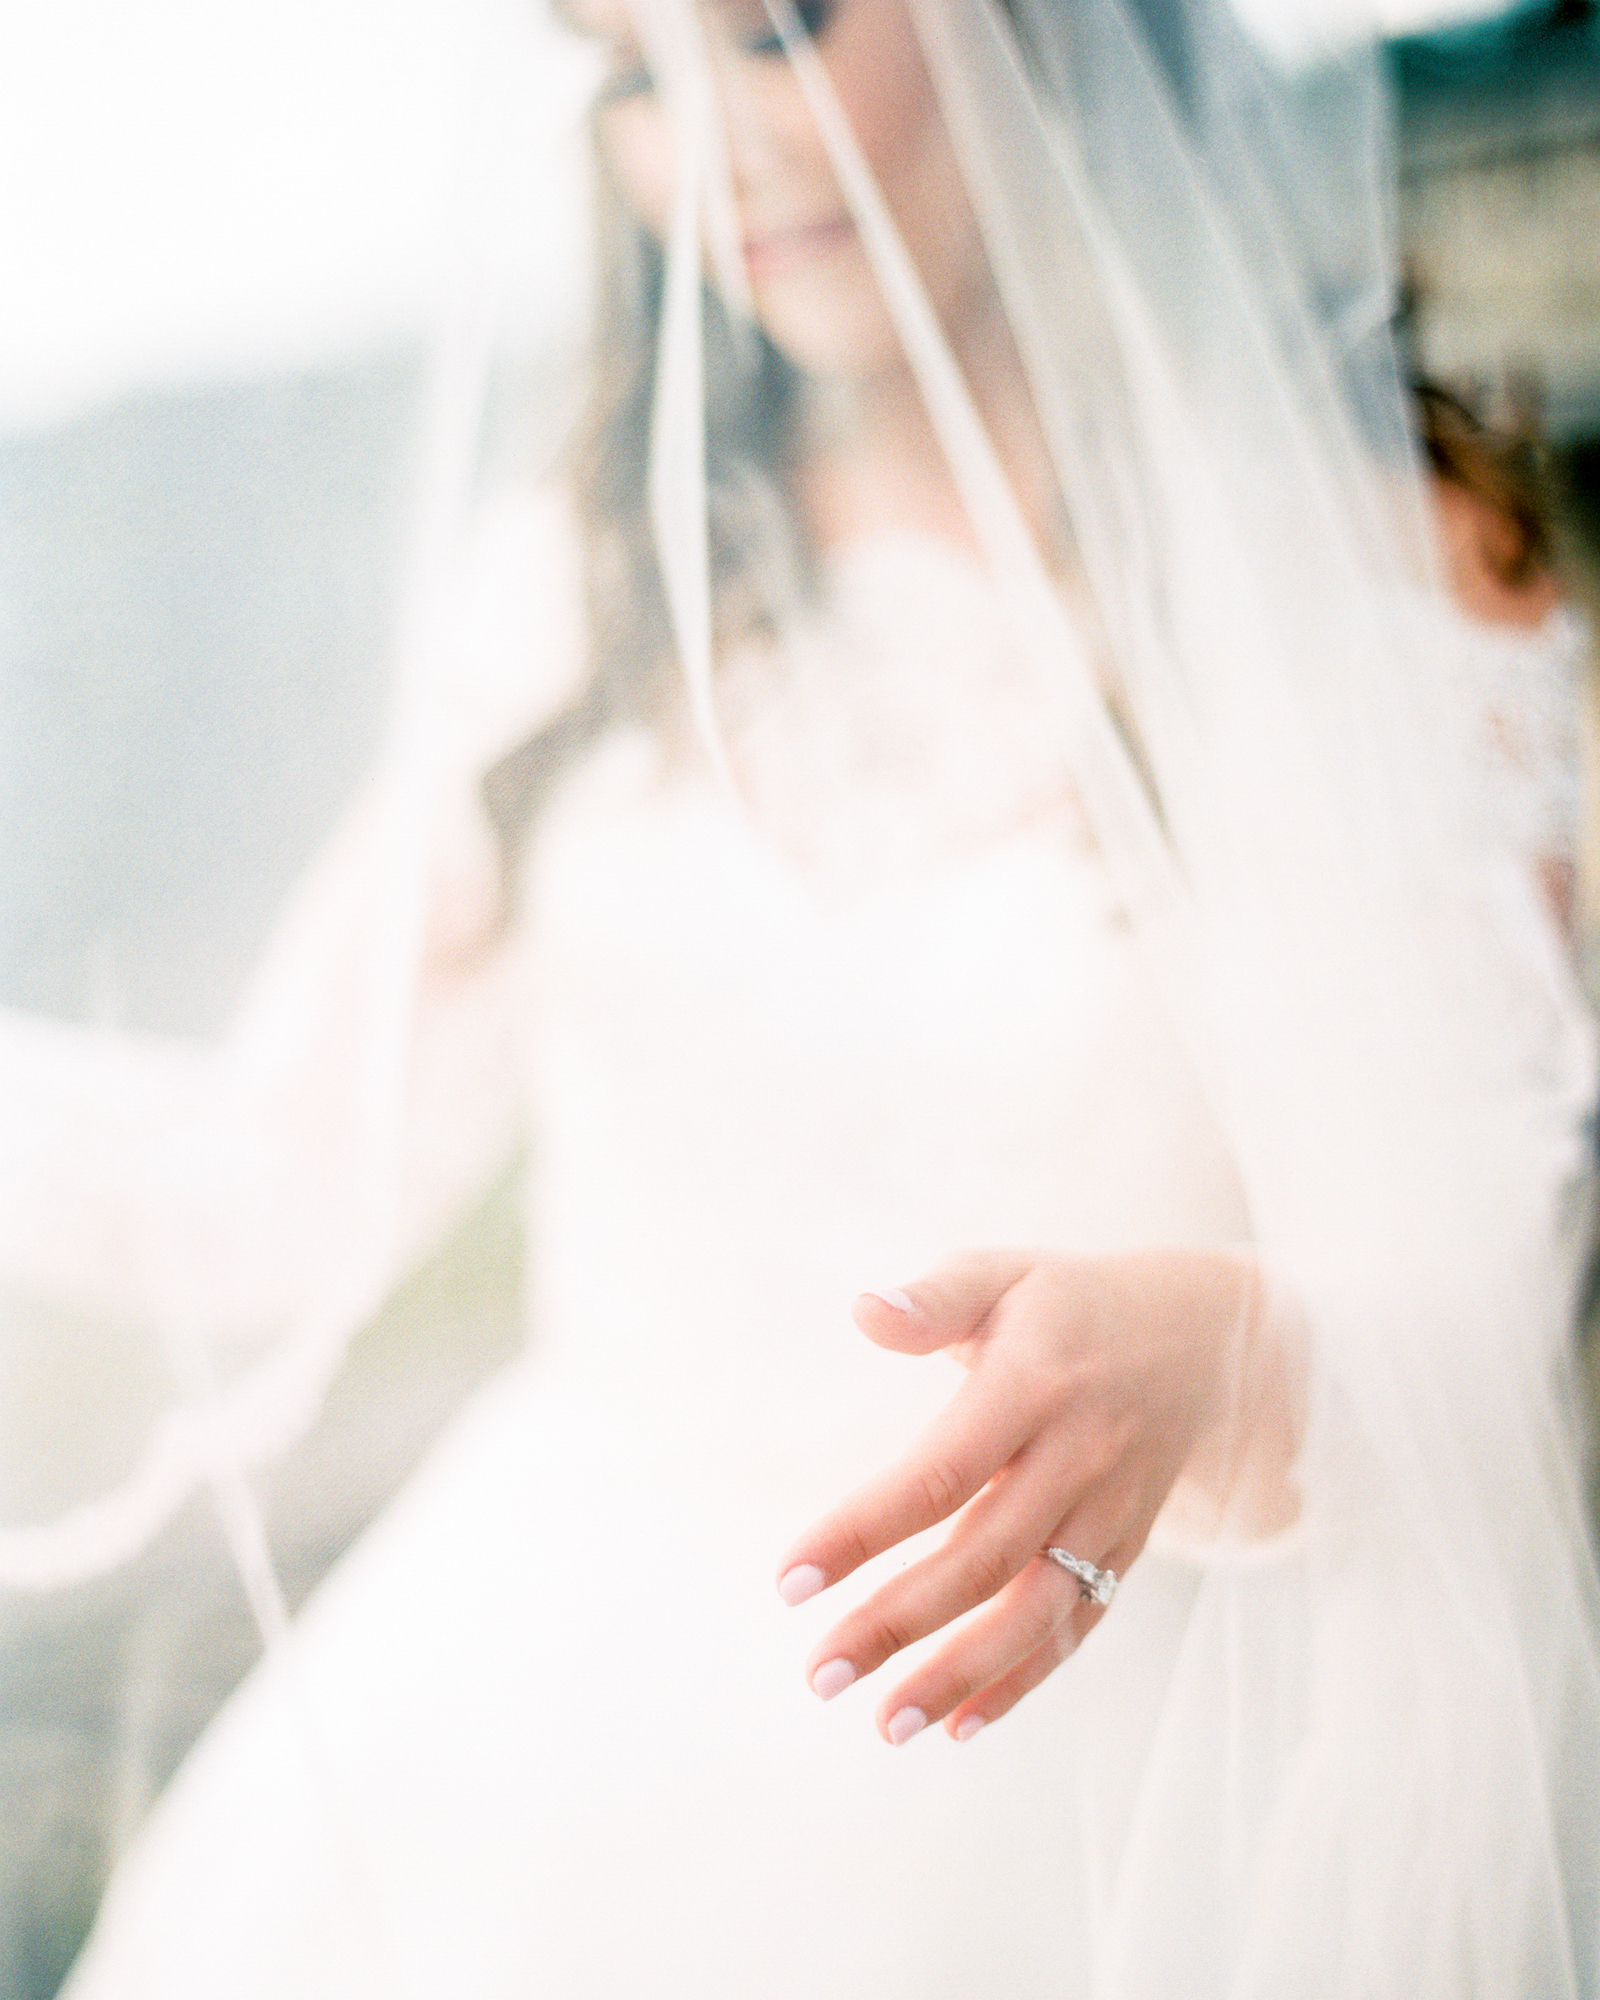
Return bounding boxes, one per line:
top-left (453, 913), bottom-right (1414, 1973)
top-left (482, 140), bottom-right (805, 879)
top-left (1412, 376), bottom-right (1553, 587)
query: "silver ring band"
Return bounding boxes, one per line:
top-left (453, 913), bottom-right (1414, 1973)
top-left (1042, 1546), bottom-right (1118, 1607)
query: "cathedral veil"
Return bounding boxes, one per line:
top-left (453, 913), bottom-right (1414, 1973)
top-left (17, 0), bottom-right (1600, 1992)
top-left (639, 0), bottom-right (1600, 1987)
top-left (0, 6), bottom-right (591, 1596)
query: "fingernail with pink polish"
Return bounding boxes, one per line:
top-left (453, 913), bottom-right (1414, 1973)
top-left (954, 1714), bottom-right (986, 1743)
top-left (886, 1705), bottom-right (927, 1745)
top-left (778, 1563), bottom-right (826, 1607)
top-left (811, 1658), bottom-right (856, 1701)
top-left (865, 1288), bottom-right (917, 1315)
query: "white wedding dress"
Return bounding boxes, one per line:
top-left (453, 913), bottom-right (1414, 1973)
top-left (58, 522), bottom-right (1592, 1998)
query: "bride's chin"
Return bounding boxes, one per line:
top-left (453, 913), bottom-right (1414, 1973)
top-left (744, 272), bottom-right (907, 381)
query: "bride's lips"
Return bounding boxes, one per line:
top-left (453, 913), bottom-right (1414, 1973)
top-left (742, 215), bottom-right (856, 277)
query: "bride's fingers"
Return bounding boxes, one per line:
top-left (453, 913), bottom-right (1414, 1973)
top-left (774, 1362), bottom-right (1040, 1605)
top-left (851, 1249), bottom-right (1036, 1356)
top-left (799, 1435), bottom-right (1091, 1692)
top-left (912, 1535), bottom-right (1139, 1742)
top-left (942, 1616), bottom-right (1086, 1739)
top-left (867, 1553), bottom-right (1075, 1741)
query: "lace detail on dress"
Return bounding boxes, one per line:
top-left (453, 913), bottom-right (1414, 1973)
top-left (1452, 605), bottom-right (1583, 873)
top-left (716, 536), bottom-right (1092, 881)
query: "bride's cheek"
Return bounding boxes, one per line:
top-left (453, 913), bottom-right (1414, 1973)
top-left (598, 105), bottom-right (677, 240)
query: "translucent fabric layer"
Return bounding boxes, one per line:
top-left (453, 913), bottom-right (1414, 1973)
top-left (22, 0), bottom-right (1600, 1994)
top-left (625, 3), bottom-right (1600, 1983)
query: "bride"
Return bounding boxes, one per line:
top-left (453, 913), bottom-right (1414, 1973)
top-left (57, 0), bottom-right (1600, 1992)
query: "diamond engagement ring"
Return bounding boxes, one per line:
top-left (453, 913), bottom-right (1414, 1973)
top-left (1042, 1546), bottom-right (1118, 1607)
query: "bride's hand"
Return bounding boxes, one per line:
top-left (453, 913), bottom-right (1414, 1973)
top-left (774, 1247), bottom-right (1303, 1743)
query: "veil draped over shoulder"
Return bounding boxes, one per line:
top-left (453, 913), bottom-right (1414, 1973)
top-left (638, 0), bottom-right (1600, 1983)
top-left (12, 0), bottom-right (1600, 1994)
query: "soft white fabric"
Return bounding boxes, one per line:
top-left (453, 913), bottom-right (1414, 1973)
top-left (60, 531), bottom-right (1596, 1999)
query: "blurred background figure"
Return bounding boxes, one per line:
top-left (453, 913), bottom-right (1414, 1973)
top-left (1391, 0), bottom-right (1600, 1526)
top-left (1396, 0), bottom-right (1600, 945)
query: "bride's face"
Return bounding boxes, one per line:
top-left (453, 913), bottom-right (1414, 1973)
top-left (582, 0), bottom-right (993, 378)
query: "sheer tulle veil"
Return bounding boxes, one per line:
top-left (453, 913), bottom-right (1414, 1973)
top-left (644, 0), bottom-right (1600, 1986)
top-left (12, 0), bottom-right (1600, 1991)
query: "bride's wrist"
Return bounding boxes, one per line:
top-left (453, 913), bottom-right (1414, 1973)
top-left (1169, 1251), bottom-right (1308, 1544)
